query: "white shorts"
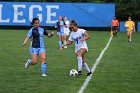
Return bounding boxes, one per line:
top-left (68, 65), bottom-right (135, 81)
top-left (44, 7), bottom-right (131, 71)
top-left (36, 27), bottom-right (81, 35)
top-left (75, 43), bottom-right (88, 53)
top-left (64, 32), bottom-right (70, 36)
top-left (64, 28), bottom-right (70, 36)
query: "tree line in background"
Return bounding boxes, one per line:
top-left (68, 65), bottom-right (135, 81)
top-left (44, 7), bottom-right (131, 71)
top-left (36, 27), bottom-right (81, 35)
top-left (1, 0), bottom-right (140, 21)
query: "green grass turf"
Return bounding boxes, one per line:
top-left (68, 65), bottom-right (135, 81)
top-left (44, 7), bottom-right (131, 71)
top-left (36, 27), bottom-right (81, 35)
top-left (0, 30), bottom-right (139, 93)
top-left (84, 32), bottom-right (140, 93)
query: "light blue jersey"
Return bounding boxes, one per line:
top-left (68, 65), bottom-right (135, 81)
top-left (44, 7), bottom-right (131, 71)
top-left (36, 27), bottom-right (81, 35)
top-left (27, 27), bottom-right (48, 54)
top-left (56, 21), bottom-right (64, 36)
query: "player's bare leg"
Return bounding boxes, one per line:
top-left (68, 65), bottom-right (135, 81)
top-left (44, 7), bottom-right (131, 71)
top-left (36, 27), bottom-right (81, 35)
top-left (58, 35), bottom-right (63, 49)
top-left (76, 48), bottom-right (91, 76)
top-left (127, 31), bottom-right (132, 42)
top-left (82, 51), bottom-right (91, 76)
top-left (25, 54), bottom-right (37, 69)
top-left (64, 35), bottom-right (67, 48)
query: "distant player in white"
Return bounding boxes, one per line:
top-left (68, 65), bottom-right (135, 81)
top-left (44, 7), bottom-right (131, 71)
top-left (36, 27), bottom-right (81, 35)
top-left (63, 16), bottom-right (70, 48)
top-left (63, 20), bottom-right (92, 76)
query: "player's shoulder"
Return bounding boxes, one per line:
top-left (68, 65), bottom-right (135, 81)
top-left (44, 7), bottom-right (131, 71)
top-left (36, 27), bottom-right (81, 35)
top-left (29, 27), bottom-right (34, 31)
top-left (78, 28), bottom-right (87, 32)
top-left (38, 27), bottom-right (45, 31)
top-left (112, 19), bottom-right (114, 22)
top-left (125, 21), bottom-right (129, 23)
top-left (66, 20), bottom-right (70, 23)
top-left (131, 21), bottom-right (134, 23)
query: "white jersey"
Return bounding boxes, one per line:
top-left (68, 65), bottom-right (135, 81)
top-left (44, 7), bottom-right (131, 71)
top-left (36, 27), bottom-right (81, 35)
top-left (69, 28), bottom-right (88, 53)
top-left (64, 20), bottom-right (70, 35)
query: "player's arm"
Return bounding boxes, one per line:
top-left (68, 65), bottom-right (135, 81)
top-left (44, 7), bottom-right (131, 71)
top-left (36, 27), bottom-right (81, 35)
top-left (132, 22), bottom-right (135, 32)
top-left (55, 21), bottom-right (58, 28)
top-left (66, 40), bottom-right (73, 45)
top-left (117, 21), bottom-right (120, 30)
top-left (22, 37), bottom-right (29, 46)
top-left (62, 40), bottom-right (73, 48)
top-left (62, 33), bottom-right (73, 47)
top-left (44, 29), bottom-right (54, 38)
top-left (22, 29), bottom-right (32, 46)
top-left (117, 20), bottom-right (119, 26)
top-left (47, 32), bottom-right (55, 38)
top-left (80, 31), bottom-right (90, 42)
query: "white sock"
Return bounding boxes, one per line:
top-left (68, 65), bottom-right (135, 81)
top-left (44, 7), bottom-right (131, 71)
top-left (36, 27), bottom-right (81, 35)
top-left (77, 57), bottom-right (82, 71)
top-left (83, 63), bottom-right (90, 73)
top-left (64, 40), bottom-right (66, 46)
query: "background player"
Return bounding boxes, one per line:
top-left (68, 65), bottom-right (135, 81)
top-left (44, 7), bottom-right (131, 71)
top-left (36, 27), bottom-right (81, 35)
top-left (55, 16), bottom-right (65, 50)
top-left (63, 20), bottom-right (92, 76)
top-left (63, 16), bottom-right (70, 48)
top-left (124, 17), bottom-right (135, 42)
top-left (111, 16), bottom-right (119, 37)
top-left (22, 18), bottom-right (54, 77)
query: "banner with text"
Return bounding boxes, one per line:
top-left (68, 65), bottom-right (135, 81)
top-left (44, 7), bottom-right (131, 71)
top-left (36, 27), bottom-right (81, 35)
top-left (0, 2), bottom-right (115, 27)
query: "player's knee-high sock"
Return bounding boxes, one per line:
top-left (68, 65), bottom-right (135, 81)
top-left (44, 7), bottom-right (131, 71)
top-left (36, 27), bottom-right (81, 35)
top-left (28, 59), bottom-right (31, 64)
top-left (59, 40), bottom-right (62, 47)
top-left (64, 40), bottom-right (66, 46)
top-left (77, 57), bottom-right (82, 71)
top-left (41, 63), bottom-right (46, 75)
top-left (83, 63), bottom-right (90, 73)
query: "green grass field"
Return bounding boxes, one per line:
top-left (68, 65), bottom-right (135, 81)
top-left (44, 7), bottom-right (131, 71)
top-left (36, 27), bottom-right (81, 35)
top-left (0, 30), bottom-right (139, 93)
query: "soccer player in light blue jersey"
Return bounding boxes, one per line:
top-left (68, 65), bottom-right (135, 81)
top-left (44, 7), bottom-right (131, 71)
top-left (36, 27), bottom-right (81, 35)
top-left (55, 16), bottom-right (65, 50)
top-left (22, 18), bottom-right (54, 77)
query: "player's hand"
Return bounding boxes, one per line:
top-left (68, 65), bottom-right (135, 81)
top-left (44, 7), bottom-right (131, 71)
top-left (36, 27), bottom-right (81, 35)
top-left (51, 32), bottom-right (55, 35)
top-left (80, 38), bottom-right (85, 42)
top-left (50, 32), bottom-right (55, 37)
top-left (22, 43), bottom-right (26, 46)
top-left (55, 26), bottom-right (57, 28)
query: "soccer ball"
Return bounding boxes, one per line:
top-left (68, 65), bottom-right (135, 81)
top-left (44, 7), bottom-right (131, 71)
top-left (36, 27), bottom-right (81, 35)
top-left (69, 69), bottom-right (78, 77)
top-left (125, 24), bottom-right (129, 28)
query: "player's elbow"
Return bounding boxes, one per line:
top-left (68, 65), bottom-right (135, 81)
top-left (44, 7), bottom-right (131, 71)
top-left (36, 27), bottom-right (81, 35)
top-left (87, 34), bottom-right (90, 39)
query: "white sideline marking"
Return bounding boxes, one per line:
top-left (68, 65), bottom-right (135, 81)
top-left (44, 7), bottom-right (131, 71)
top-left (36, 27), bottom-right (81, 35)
top-left (77, 36), bottom-right (113, 93)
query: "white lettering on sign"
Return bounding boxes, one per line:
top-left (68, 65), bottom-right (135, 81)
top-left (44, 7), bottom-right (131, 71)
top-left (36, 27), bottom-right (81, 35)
top-left (46, 5), bottom-right (59, 24)
top-left (13, 5), bottom-right (26, 23)
top-left (29, 5), bottom-right (43, 22)
top-left (0, 4), bottom-right (10, 23)
top-left (0, 4), bottom-right (59, 25)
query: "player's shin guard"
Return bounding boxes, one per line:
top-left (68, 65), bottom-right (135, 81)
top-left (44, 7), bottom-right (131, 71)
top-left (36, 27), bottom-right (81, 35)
top-left (59, 40), bottom-right (62, 47)
top-left (41, 63), bottom-right (46, 75)
top-left (77, 57), bottom-right (82, 71)
top-left (83, 63), bottom-right (90, 73)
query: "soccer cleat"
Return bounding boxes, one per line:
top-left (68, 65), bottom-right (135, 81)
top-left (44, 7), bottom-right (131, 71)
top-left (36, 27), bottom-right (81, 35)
top-left (87, 72), bottom-right (92, 76)
top-left (128, 39), bottom-right (131, 42)
top-left (42, 74), bottom-right (47, 77)
top-left (25, 59), bottom-right (31, 69)
top-left (64, 46), bottom-right (67, 48)
top-left (78, 71), bottom-right (82, 76)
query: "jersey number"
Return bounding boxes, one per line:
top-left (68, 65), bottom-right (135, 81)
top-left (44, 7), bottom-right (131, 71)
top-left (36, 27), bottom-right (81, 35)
top-left (76, 39), bottom-right (78, 44)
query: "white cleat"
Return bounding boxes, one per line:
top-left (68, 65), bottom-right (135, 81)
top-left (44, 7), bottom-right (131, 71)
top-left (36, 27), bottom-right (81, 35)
top-left (42, 74), bottom-right (47, 77)
top-left (128, 39), bottom-right (131, 42)
top-left (64, 46), bottom-right (67, 48)
top-left (25, 59), bottom-right (31, 69)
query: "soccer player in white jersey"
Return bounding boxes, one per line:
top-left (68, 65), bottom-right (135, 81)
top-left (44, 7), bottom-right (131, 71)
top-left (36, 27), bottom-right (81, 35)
top-left (63, 20), bottom-right (92, 76)
top-left (63, 16), bottom-right (70, 48)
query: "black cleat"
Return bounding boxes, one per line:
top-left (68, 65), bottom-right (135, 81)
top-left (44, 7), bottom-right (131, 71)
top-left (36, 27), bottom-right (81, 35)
top-left (87, 72), bottom-right (92, 76)
top-left (78, 71), bottom-right (82, 76)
